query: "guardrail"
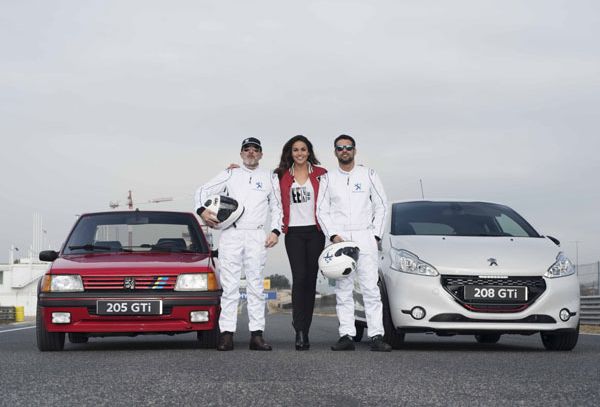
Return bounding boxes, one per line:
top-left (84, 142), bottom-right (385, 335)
top-left (580, 296), bottom-right (600, 325)
top-left (0, 306), bottom-right (16, 322)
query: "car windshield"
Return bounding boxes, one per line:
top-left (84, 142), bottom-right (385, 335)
top-left (63, 212), bottom-right (209, 254)
top-left (391, 201), bottom-right (541, 238)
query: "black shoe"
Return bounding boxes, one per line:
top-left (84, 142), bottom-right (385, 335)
top-left (217, 331), bottom-right (234, 351)
top-left (249, 330), bottom-right (272, 351)
top-left (295, 331), bottom-right (310, 351)
top-left (331, 335), bottom-right (355, 351)
top-left (370, 335), bottom-right (392, 352)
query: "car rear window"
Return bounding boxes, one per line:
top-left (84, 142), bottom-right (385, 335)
top-left (63, 212), bottom-right (209, 254)
top-left (391, 202), bottom-right (541, 238)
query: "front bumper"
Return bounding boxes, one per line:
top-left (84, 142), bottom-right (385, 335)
top-left (38, 291), bottom-right (221, 333)
top-left (384, 270), bottom-right (580, 333)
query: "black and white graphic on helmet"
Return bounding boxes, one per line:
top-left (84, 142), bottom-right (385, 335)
top-left (334, 246), bottom-right (359, 261)
top-left (202, 195), bottom-right (245, 230)
top-left (318, 242), bottom-right (360, 280)
top-left (213, 196), bottom-right (239, 222)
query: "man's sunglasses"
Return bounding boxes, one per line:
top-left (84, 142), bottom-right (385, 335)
top-left (335, 145), bottom-right (355, 152)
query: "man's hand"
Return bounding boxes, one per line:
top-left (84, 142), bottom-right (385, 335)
top-left (265, 232), bottom-right (279, 248)
top-left (332, 235), bottom-right (344, 244)
top-left (200, 209), bottom-right (220, 228)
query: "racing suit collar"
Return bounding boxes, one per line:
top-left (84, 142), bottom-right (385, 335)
top-left (241, 164), bottom-right (259, 173)
top-left (336, 164), bottom-right (355, 175)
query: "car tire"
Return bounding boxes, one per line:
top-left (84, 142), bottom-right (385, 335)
top-left (474, 333), bottom-right (501, 344)
top-left (541, 324), bottom-right (579, 351)
top-left (68, 333), bottom-right (89, 344)
top-left (353, 323), bottom-right (365, 342)
top-left (36, 306), bottom-right (65, 352)
top-left (197, 326), bottom-right (219, 349)
top-left (380, 279), bottom-right (405, 349)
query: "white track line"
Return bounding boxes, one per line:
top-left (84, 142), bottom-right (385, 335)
top-left (0, 326), bottom-right (35, 333)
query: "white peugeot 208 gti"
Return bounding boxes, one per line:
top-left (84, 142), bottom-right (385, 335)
top-left (354, 200), bottom-right (580, 351)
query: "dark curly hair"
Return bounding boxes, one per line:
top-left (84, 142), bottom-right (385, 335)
top-left (275, 135), bottom-right (321, 179)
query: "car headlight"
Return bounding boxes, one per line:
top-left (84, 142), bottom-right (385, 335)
top-left (390, 249), bottom-right (439, 276)
top-left (545, 252), bottom-right (575, 278)
top-left (175, 274), bottom-right (208, 291)
top-left (41, 275), bottom-right (84, 292)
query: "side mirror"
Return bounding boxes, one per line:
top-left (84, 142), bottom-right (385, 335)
top-left (546, 235), bottom-right (560, 246)
top-left (211, 249), bottom-right (218, 258)
top-left (39, 250), bottom-right (59, 262)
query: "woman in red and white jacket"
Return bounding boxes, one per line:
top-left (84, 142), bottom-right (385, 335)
top-left (275, 135), bottom-right (327, 351)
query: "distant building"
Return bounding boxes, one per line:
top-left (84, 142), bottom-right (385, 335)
top-left (0, 259), bottom-right (50, 316)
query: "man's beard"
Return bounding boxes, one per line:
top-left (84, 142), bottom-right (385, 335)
top-left (243, 158), bottom-right (259, 169)
top-left (338, 156), bottom-right (353, 165)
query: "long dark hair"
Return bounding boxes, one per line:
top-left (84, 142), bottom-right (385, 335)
top-left (275, 135), bottom-right (321, 179)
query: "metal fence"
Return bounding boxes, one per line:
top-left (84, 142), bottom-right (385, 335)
top-left (580, 296), bottom-right (600, 325)
top-left (579, 261), bottom-right (600, 296)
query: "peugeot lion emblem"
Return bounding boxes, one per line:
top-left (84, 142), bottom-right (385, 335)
top-left (487, 258), bottom-right (498, 267)
top-left (124, 277), bottom-right (135, 290)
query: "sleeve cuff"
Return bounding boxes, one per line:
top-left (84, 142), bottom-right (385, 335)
top-left (196, 207), bottom-right (206, 216)
top-left (271, 229), bottom-right (281, 237)
top-left (330, 234), bottom-right (339, 243)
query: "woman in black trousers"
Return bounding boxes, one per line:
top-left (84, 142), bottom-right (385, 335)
top-left (276, 135), bottom-right (327, 350)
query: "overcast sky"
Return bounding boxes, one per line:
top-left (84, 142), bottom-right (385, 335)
top-left (1, 1), bottom-right (599, 276)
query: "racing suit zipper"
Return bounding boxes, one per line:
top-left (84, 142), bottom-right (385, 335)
top-left (347, 175), bottom-right (352, 235)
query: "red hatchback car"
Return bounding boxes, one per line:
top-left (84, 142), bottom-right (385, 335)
top-left (36, 210), bottom-right (221, 351)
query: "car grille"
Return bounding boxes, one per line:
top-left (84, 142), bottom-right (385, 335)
top-left (441, 275), bottom-right (546, 313)
top-left (82, 276), bottom-right (177, 291)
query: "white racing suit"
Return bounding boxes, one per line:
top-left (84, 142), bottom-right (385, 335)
top-left (195, 165), bottom-right (282, 333)
top-left (317, 165), bottom-right (388, 338)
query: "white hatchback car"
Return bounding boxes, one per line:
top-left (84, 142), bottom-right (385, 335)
top-left (354, 200), bottom-right (580, 350)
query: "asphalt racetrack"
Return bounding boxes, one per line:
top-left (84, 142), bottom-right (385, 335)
top-left (1, 313), bottom-right (599, 406)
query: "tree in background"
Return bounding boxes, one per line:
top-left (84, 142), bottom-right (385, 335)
top-left (268, 274), bottom-right (291, 289)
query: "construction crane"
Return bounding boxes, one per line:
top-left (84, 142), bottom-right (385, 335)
top-left (109, 190), bottom-right (173, 210)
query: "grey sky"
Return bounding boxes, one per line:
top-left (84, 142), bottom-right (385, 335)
top-left (1, 1), bottom-right (599, 274)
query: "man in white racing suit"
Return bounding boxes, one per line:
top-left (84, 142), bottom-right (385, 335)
top-left (195, 137), bottom-right (283, 351)
top-left (317, 134), bottom-right (392, 352)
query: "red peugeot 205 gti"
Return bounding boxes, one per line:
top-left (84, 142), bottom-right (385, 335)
top-left (36, 210), bottom-right (221, 351)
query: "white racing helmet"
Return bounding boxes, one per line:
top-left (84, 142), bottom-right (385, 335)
top-left (202, 195), bottom-right (244, 230)
top-left (318, 242), bottom-right (360, 280)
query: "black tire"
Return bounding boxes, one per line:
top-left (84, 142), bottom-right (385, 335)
top-left (380, 279), bottom-right (404, 349)
top-left (475, 333), bottom-right (501, 344)
top-left (541, 325), bottom-right (579, 351)
top-left (36, 306), bottom-right (65, 352)
top-left (197, 326), bottom-right (219, 349)
top-left (68, 333), bottom-right (89, 344)
top-left (353, 323), bottom-right (365, 342)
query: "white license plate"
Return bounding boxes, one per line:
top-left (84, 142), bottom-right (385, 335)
top-left (96, 300), bottom-right (163, 315)
top-left (463, 286), bottom-right (528, 301)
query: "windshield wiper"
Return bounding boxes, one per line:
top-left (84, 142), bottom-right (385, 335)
top-left (127, 244), bottom-right (197, 253)
top-left (149, 247), bottom-right (197, 253)
top-left (68, 244), bottom-right (112, 251)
